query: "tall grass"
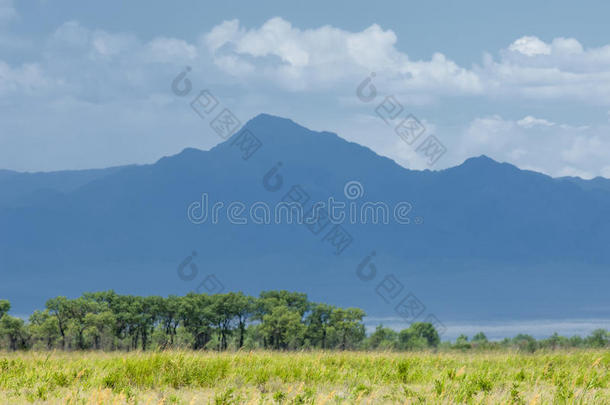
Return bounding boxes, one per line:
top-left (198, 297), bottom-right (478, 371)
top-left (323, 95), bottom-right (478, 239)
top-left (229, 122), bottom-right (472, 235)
top-left (0, 350), bottom-right (608, 404)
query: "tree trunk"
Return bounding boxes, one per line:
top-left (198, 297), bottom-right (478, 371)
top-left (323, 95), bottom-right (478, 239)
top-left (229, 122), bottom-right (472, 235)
top-left (239, 321), bottom-right (245, 348)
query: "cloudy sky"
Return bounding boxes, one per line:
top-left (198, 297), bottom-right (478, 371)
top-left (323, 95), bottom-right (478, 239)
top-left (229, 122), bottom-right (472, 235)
top-left (2, 0), bottom-right (610, 178)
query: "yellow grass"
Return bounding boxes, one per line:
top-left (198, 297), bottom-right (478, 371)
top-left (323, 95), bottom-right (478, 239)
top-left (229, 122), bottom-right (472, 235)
top-left (0, 349), bottom-right (608, 404)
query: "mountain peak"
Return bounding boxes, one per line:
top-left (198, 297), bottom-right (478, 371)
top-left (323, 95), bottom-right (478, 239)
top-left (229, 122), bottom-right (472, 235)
top-left (461, 155), bottom-right (500, 167)
top-left (454, 155), bottom-right (523, 173)
top-left (223, 113), bottom-right (344, 149)
top-left (3, 114), bottom-right (610, 323)
top-left (242, 113), bottom-right (311, 137)
top-left (248, 113), bottom-right (292, 124)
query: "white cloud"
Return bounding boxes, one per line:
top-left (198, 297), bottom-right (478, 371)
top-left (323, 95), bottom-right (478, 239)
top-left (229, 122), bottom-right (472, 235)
top-left (91, 30), bottom-right (138, 58)
top-left (6, 18), bottom-right (610, 108)
top-left (47, 21), bottom-right (140, 59)
top-left (0, 20), bottom-right (216, 171)
top-left (551, 37), bottom-right (584, 55)
top-left (200, 20), bottom-right (610, 105)
top-left (145, 37), bottom-right (197, 63)
top-left (49, 20), bottom-right (90, 49)
top-left (454, 115), bottom-right (610, 179)
top-left (2, 16), bottom-right (610, 178)
top-left (508, 36), bottom-right (551, 56)
top-left (0, 61), bottom-right (50, 95)
top-left (486, 36), bottom-right (610, 103)
top-left (203, 17), bottom-right (482, 94)
top-left (516, 115), bottom-right (555, 128)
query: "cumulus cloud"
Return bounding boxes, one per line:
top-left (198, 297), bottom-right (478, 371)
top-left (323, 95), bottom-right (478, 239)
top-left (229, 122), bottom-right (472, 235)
top-left (145, 37), bottom-right (197, 63)
top-left (5, 18), bottom-right (610, 108)
top-left (203, 17), bottom-right (482, 94)
top-left (30, 21), bottom-right (207, 103)
top-left (516, 116), bottom-right (555, 128)
top-left (484, 36), bottom-right (610, 103)
top-left (0, 61), bottom-right (50, 95)
top-left (2, 16), bottom-right (610, 178)
top-left (0, 20), bottom-right (218, 171)
top-left (508, 36), bottom-right (551, 56)
top-left (454, 115), bottom-right (610, 179)
top-left (199, 19), bottom-right (610, 105)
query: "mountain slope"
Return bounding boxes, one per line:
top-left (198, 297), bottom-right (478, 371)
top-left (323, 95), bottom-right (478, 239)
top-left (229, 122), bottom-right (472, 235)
top-left (0, 165), bottom-right (134, 209)
top-left (1, 114), bottom-right (609, 324)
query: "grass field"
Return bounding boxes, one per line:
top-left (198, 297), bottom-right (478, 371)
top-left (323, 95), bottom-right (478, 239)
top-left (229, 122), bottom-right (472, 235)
top-left (0, 350), bottom-right (608, 404)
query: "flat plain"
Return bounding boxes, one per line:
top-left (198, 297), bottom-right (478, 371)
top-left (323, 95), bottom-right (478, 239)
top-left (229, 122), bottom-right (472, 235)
top-left (0, 350), bottom-right (608, 404)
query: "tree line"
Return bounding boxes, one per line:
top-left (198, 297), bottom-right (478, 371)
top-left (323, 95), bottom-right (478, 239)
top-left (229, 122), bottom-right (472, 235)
top-left (0, 292), bottom-right (608, 351)
top-left (366, 326), bottom-right (609, 352)
top-left (0, 291), bottom-right (375, 351)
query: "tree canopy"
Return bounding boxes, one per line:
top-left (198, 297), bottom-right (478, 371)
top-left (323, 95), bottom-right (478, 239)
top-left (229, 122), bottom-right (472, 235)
top-left (0, 291), bottom-right (607, 352)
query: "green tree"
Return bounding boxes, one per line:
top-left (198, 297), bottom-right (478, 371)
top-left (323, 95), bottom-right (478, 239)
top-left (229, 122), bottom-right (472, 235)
top-left (63, 297), bottom-right (106, 349)
top-left (366, 325), bottom-right (398, 350)
top-left (45, 296), bottom-right (70, 349)
top-left (330, 308), bottom-right (366, 350)
top-left (136, 296), bottom-right (163, 351)
top-left (585, 329), bottom-right (609, 348)
top-left (28, 310), bottom-right (60, 349)
top-left (305, 303), bottom-right (334, 349)
top-left (158, 295), bottom-right (183, 348)
top-left (569, 335), bottom-right (584, 348)
top-left (260, 306), bottom-right (305, 350)
top-left (0, 315), bottom-right (29, 350)
top-left (399, 322), bottom-right (440, 350)
top-left (542, 332), bottom-right (570, 350)
top-left (229, 292), bottom-right (253, 349)
top-left (210, 294), bottom-right (235, 350)
top-left (257, 291), bottom-right (309, 318)
top-left (84, 310), bottom-right (116, 350)
top-left (411, 322), bottom-right (440, 347)
top-left (513, 334), bottom-right (538, 352)
top-left (0, 300), bottom-right (10, 318)
top-left (180, 293), bottom-right (214, 350)
top-left (398, 329), bottom-right (427, 350)
top-left (111, 294), bottom-right (142, 350)
top-left (453, 334), bottom-right (471, 349)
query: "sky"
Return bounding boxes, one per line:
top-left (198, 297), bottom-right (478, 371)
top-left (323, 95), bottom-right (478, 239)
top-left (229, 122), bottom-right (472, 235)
top-left (2, 0), bottom-right (610, 178)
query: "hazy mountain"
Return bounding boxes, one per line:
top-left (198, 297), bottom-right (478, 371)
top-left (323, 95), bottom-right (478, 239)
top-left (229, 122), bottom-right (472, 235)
top-left (1, 114), bottom-right (609, 327)
top-left (558, 175), bottom-right (610, 193)
top-left (0, 165), bottom-right (133, 209)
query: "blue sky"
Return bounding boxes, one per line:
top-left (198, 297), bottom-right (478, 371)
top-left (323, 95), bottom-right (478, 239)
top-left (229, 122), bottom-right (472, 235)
top-left (2, 0), bottom-right (610, 178)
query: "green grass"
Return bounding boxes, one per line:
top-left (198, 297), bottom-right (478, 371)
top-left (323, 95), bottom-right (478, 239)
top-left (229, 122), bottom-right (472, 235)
top-left (0, 350), bottom-right (608, 404)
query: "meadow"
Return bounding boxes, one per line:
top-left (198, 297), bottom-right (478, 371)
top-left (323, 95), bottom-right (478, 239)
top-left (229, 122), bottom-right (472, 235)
top-left (0, 350), bottom-right (608, 404)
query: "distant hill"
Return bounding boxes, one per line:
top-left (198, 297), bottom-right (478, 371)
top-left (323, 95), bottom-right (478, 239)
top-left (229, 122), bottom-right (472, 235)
top-left (558, 176), bottom-right (610, 193)
top-left (1, 114), bottom-right (609, 326)
top-left (0, 165), bottom-right (133, 209)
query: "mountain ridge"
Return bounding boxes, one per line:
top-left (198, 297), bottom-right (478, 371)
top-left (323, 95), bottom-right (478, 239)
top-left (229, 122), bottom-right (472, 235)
top-left (4, 113), bottom-right (607, 186)
top-left (1, 114), bottom-right (609, 324)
